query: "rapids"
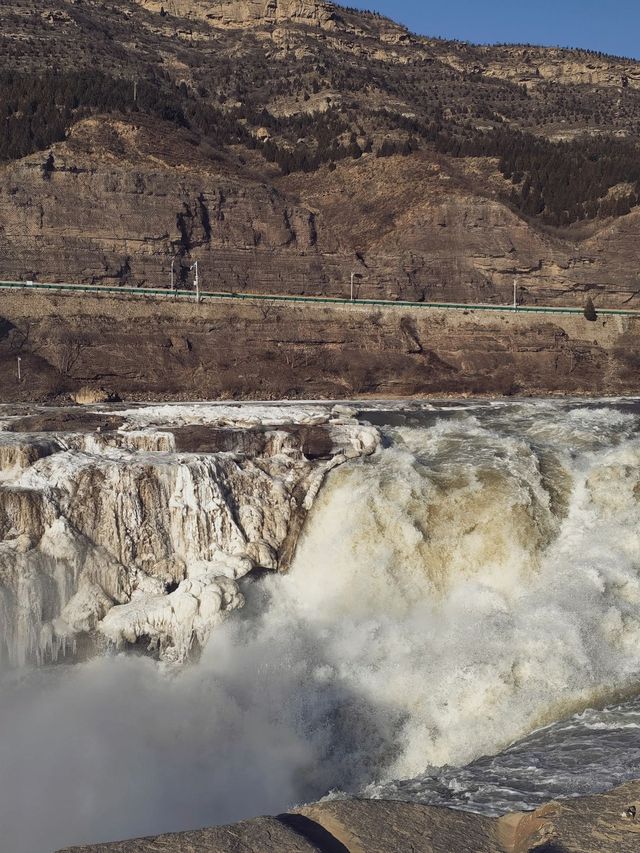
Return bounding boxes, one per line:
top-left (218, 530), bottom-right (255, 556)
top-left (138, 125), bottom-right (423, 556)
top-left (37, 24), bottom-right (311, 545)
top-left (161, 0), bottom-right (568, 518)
top-left (1, 399), bottom-right (640, 853)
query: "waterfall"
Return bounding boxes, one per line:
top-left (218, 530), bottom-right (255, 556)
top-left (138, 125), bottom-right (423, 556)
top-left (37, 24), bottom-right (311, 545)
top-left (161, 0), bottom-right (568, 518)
top-left (1, 399), bottom-right (639, 853)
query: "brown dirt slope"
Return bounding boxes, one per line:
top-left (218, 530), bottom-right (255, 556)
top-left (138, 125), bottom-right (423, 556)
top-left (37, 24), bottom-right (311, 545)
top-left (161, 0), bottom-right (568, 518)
top-left (0, 291), bottom-right (637, 401)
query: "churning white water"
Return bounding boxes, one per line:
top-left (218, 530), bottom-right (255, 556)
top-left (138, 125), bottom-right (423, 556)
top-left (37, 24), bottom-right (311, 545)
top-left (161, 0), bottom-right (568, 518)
top-left (1, 399), bottom-right (640, 852)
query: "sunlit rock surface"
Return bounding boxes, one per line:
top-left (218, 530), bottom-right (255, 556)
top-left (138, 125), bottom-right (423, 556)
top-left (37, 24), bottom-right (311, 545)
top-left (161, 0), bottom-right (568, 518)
top-left (136, 0), bottom-right (338, 27)
top-left (0, 402), bottom-right (377, 664)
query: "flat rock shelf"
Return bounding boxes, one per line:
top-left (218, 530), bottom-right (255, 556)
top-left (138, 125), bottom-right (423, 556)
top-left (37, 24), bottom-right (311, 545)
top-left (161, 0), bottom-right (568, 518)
top-left (56, 780), bottom-right (640, 852)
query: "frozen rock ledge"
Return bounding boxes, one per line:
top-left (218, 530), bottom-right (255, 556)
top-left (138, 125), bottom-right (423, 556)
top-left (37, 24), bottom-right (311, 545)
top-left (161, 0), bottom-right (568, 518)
top-left (0, 403), bottom-right (378, 665)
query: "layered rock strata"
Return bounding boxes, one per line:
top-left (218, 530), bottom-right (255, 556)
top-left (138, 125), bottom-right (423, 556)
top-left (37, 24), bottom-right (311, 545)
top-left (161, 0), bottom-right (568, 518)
top-left (3, 115), bottom-right (640, 308)
top-left (1, 1), bottom-right (640, 308)
top-left (135, 0), bottom-right (337, 27)
top-left (0, 290), bottom-right (638, 403)
top-left (0, 403), bottom-right (378, 665)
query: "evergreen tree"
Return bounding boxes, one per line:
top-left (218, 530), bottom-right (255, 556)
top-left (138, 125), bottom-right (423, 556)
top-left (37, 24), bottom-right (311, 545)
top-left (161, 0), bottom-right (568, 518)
top-left (584, 297), bottom-right (597, 321)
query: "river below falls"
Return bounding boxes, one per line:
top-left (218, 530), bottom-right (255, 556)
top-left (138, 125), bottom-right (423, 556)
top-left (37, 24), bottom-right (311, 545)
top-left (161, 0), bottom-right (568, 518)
top-left (1, 398), bottom-right (640, 852)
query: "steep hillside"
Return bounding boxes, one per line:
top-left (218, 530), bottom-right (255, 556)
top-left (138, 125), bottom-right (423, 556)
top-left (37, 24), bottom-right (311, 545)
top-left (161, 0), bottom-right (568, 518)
top-left (1, 0), bottom-right (640, 306)
top-left (1, 289), bottom-right (637, 402)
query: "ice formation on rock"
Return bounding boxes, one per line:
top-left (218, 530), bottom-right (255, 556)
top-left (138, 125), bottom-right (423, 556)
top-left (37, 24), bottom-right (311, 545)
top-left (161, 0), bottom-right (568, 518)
top-left (0, 403), bottom-right (378, 664)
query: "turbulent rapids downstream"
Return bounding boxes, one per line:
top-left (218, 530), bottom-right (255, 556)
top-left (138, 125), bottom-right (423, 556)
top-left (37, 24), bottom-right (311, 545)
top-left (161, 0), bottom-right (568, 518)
top-left (1, 399), bottom-right (640, 853)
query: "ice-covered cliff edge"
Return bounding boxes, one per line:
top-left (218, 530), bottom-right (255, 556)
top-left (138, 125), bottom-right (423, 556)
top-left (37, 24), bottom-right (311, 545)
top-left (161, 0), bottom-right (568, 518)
top-left (0, 403), bottom-right (378, 665)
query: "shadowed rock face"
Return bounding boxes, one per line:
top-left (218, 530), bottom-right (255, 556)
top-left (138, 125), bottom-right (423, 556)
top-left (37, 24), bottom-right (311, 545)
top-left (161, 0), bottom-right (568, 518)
top-left (0, 290), bottom-right (638, 404)
top-left (53, 780), bottom-right (640, 852)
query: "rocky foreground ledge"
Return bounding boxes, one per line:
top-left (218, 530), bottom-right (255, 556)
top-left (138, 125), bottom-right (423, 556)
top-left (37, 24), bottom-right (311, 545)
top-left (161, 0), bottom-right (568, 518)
top-left (56, 781), bottom-right (640, 852)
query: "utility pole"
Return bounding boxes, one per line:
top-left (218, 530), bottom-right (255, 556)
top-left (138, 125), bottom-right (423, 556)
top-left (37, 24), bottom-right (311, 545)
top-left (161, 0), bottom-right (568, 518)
top-left (191, 261), bottom-right (200, 302)
top-left (16, 356), bottom-right (21, 383)
top-left (513, 278), bottom-right (518, 310)
top-left (133, 80), bottom-right (138, 103)
top-left (350, 271), bottom-right (365, 302)
top-left (171, 256), bottom-right (176, 293)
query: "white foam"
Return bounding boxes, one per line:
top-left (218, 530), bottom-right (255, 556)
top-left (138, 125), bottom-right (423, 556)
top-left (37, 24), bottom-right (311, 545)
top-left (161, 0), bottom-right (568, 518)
top-left (110, 402), bottom-right (331, 429)
top-left (1, 402), bottom-right (639, 853)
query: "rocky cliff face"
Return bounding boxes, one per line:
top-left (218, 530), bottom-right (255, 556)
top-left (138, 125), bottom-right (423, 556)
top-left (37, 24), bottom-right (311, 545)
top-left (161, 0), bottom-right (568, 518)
top-left (0, 403), bottom-right (377, 665)
top-left (0, 1), bottom-right (639, 308)
top-left (136, 0), bottom-right (337, 27)
top-left (3, 113), bottom-right (640, 307)
top-left (0, 289), bottom-right (638, 404)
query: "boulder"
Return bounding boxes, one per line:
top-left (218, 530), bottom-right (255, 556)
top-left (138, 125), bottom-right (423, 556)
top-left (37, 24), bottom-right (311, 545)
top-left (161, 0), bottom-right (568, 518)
top-left (73, 387), bottom-right (120, 405)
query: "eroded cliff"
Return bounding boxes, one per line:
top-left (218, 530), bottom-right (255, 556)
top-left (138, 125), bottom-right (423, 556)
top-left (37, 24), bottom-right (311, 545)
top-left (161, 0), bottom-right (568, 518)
top-left (1, 1), bottom-right (640, 306)
top-left (0, 289), bottom-right (637, 404)
top-left (0, 403), bottom-right (377, 665)
top-left (135, 0), bottom-right (338, 27)
top-left (3, 113), bottom-right (640, 307)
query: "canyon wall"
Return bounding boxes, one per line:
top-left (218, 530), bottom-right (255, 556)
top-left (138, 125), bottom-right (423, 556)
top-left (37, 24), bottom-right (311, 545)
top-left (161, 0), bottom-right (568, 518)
top-left (1, 2), bottom-right (640, 310)
top-left (0, 290), bottom-right (637, 403)
top-left (3, 116), bottom-right (640, 308)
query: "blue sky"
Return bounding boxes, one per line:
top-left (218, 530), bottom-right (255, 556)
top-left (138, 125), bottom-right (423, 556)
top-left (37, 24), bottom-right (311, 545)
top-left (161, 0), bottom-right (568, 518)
top-left (346, 1), bottom-right (640, 60)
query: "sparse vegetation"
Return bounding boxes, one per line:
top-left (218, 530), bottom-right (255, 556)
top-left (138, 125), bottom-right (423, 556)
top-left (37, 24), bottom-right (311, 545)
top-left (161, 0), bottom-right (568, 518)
top-left (584, 297), bottom-right (597, 321)
top-left (0, 1), bottom-right (639, 229)
top-left (436, 126), bottom-right (640, 225)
